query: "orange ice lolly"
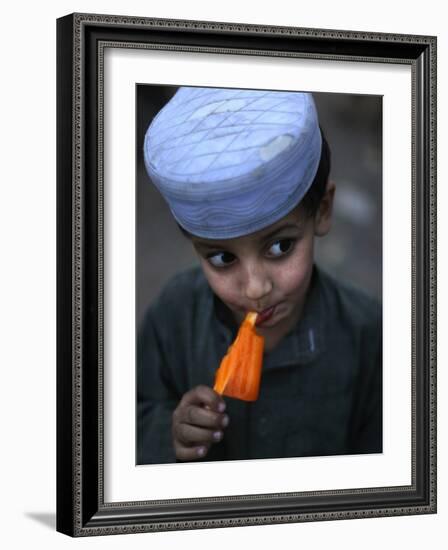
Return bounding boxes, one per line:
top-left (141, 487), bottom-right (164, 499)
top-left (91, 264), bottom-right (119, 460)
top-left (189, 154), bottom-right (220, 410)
top-left (213, 312), bottom-right (264, 401)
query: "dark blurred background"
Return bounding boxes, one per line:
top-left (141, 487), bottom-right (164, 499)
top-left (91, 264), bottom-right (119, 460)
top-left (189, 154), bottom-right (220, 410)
top-left (136, 85), bottom-right (382, 327)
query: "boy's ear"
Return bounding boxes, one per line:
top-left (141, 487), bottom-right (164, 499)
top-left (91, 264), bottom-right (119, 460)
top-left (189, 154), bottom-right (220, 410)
top-left (314, 180), bottom-right (336, 237)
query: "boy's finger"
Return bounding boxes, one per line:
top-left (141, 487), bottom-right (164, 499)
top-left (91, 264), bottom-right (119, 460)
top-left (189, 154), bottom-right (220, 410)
top-left (184, 405), bottom-right (228, 429)
top-left (175, 443), bottom-right (210, 462)
top-left (174, 422), bottom-right (224, 446)
top-left (182, 385), bottom-right (226, 412)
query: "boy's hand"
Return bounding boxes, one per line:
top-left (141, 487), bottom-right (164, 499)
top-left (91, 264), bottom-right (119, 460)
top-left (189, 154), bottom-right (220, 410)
top-left (172, 385), bottom-right (229, 461)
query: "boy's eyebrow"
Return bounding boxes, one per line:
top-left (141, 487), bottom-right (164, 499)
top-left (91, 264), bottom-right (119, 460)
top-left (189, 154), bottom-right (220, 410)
top-left (191, 240), bottom-right (225, 251)
top-left (192, 223), bottom-right (303, 251)
top-left (258, 223), bottom-right (303, 243)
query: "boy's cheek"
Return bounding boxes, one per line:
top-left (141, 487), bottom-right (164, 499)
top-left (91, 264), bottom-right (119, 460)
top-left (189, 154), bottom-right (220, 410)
top-left (211, 282), bottom-right (242, 310)
top-left (209, 283), bottom-right (245, 319)
top-left (200, 265), bottom-right (240, 305)
top-left (286, 245), bottom-right (314, 279)
top-left (281, 261), bottom-right (312, 289)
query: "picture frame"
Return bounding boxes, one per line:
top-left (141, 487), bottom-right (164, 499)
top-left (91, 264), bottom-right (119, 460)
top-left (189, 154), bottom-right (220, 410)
top-left (56, 12), bottom-right (437, 537)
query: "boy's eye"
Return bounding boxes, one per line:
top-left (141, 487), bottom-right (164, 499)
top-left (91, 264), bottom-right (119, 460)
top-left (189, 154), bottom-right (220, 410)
top-left (267, 238), bottom-right (294, 258)
top-left (207, 251), bottom-right (236, 268)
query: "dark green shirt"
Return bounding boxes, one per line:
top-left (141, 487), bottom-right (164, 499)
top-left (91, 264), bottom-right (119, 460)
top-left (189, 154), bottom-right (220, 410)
top-left (137, 264), bottom-right (382, 464)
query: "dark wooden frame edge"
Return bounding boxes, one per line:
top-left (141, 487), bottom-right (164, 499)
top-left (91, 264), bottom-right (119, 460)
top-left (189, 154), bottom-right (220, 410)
top-left (56, 12), bottom-right (437, 537)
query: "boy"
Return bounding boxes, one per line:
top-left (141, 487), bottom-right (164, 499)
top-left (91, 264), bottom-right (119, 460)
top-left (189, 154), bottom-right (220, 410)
top-left (138, 87), bottom-right (382, 464)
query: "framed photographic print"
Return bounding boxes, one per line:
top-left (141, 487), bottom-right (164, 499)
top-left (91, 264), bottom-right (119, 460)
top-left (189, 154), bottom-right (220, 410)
top-left (56, 13), bottom-right (437, 536)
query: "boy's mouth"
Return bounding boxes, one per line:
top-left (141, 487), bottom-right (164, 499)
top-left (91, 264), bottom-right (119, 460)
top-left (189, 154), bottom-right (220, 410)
top-left (255, 305), bottom-right (276, 326)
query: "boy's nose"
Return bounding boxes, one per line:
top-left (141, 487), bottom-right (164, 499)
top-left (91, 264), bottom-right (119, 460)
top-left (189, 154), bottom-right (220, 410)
top-left (243, 264), bottom-right (273, 303)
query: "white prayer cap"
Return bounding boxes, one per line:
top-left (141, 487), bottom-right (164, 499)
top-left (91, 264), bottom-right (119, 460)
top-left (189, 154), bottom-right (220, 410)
top-left (144, 87), bottom-right (322, 239)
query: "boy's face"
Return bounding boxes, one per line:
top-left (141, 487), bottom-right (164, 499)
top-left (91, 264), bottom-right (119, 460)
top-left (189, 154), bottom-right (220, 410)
top-left (191, 182), bottom-right (335, 352)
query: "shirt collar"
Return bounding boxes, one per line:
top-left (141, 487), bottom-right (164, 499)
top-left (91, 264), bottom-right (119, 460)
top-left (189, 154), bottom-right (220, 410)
top-left (212, 265), bottom-right (327, 369)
